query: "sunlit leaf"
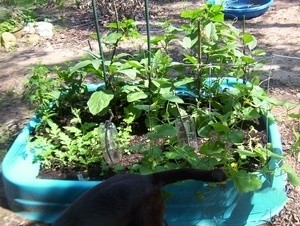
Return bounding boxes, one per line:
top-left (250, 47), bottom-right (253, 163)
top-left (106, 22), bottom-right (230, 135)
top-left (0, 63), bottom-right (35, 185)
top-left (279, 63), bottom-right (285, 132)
top-left (162, 94), bottom-right (184, 103)
top-left (179, 37), bottom-right (193, 49)
top-left (147, 124), bottom-right (177, 139)
top-left (180, 9), bottom-right (202, 19)
top-left (281, 163), bottom-right (300, 186)
top-left (127, 91), bottom-right (148, 102)
top-left (87, 90), bottom-right (114, 115)
top-left (165, 152), bottom-right (182, 159)
top-left (105, 32), bottom-right (122, 43)
top-left (232, 170), bottom-right (263, 192)
top-left (204, 22), bottom-right (218, 41)
top-left (118, 69), bottom-right (138, 80)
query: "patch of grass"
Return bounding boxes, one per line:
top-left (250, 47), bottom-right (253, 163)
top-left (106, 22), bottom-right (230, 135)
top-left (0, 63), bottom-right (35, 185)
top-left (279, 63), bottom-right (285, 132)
top-left (0, 125), bottom-right (15, 161)
top-left (0, 0), bottom-right (47, 7)
top-left (0, 7), bottom-right (37, 34)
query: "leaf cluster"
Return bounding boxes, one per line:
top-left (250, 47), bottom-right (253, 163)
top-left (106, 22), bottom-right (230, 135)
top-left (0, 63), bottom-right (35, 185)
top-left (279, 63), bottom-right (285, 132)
top-left (25, 3), bottom-right (300, 191)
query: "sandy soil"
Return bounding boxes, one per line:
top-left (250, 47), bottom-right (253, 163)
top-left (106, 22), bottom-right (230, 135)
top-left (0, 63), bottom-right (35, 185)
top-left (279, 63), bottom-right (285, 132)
top-left (0, 0), bottom-right (299, 225)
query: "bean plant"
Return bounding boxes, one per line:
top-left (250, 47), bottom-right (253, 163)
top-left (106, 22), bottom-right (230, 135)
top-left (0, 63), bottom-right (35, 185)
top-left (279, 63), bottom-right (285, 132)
top-left (26, 3), bottom-right (300, 191)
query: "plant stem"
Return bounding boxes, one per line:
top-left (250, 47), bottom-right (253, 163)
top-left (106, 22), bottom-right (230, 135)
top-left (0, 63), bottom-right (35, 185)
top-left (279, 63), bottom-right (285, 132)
top-left (92, 0), bottom-right (107, 85)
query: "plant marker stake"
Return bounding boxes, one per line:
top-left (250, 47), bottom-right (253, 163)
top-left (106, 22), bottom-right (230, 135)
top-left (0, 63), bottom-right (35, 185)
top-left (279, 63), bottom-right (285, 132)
top-left (77, 173), bottom-right (84, 181)
top-left (105, 121), bottom-right (115, 164)
top-left (92, 0), bottom-right (107, 84)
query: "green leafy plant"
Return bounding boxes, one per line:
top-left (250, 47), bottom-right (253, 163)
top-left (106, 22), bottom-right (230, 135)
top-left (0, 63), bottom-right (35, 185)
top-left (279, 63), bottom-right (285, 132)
top-left (25, 3), bottom-right (299, 192)
top-left (289, 94), bottom-right (300, 163)
top-left (0, 8), bottom-right (36, 33)
top-left (31, 109), bottom-right (102, 169)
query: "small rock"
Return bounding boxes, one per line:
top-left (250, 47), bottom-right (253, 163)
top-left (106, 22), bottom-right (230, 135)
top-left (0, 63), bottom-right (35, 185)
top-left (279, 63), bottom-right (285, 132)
top-left (1, 32), bottom-right (17, 50)
top-left (27, 34), bottom-right (40, 45)
top-left (35, 22), bottom-right (54, 38)
top-left (23, 22), bottom-right (36, 34)
top-left (12, 28), bottom-right (24, 39)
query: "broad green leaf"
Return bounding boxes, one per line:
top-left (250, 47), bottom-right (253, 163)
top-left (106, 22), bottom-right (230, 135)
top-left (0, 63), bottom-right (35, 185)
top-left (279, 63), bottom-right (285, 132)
top-left (118, 69), bottom-right (138, 80)
top-left (232, 170), bottom-right (263, 192)
top-left (165, 152), bottom-right (182, 159)
top-left (210, 123), bottom-right (230, 133)
top-left (242, 107), bottom-right (260, 120)
top-left (114, 53), bottom-right (131, 60)
top-left (198, 125), bottom-right (213, 137)
top-left (147, 124), bottom-right (177, 139)
top-left (91, 60), bottom-right (101, 70)
top-left (241, 56), bottom-right (255, 64)
top-left (87, 90), bottom-right (114, 115)
top-left (134, 104), bottom-right (152, 111)
top-left (243, 33), bottom-right (254, 43)
top-left (127, 91), bottom-right (148, 102)
top-left (174, 77), bottom-right (194, 87)
top-left (162, 94), bottom-right (184, 103)
top-left (225, 130), bottom-right (244, 143)
top-left (243, 33), bottom-right (257, 50)
top-left (233, 49), bottom-right (244, 57)
top-left (151, 35), bottom-right (165, 45)
top-left (122, 84), bottom-right (141, 93)
top-left (48, 90), bottom-right (61, 100)
top-left (179, 37), bottom-right (193, 49)
top-left (204, 22), bottom-right (218, 41)
top-left (213, 12), bottom-right (224, 22)
top-left (70, 60), bottom-right (93, 74)
top-left (281, 163), bottom-right (300, 186)
top-left (252, 49), bottom-right (266, 56)
top-left (105, 32), bottom-right (122, 43)
top-left (183, 53), bottom-right (198, 64)
top-left (124, 104), bottom-right (142, 124)
top-left (200, 140), bottom-right (224, 155)
top-left (180, 9), bottom-right (202, 19)
top-left (126, 60), bottom-right (143, 68)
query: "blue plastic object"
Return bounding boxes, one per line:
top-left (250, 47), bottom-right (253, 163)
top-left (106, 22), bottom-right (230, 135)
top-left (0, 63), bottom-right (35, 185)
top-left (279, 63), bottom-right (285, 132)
top-left (207, 0), bottom-right (274, 20)
top-left (2, 77), bottom-right (287, 225)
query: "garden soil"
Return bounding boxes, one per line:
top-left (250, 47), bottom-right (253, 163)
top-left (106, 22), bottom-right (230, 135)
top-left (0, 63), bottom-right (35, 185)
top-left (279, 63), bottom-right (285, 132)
top-left (0, 0), bottom-right (299, 225)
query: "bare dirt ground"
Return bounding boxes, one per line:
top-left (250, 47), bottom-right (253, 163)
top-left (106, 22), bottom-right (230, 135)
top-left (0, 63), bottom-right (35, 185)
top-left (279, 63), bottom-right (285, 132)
top-left (0, 0), bottom-right (299, 225)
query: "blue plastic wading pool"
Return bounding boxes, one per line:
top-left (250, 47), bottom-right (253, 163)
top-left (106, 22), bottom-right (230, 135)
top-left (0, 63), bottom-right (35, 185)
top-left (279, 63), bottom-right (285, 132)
top-left (207, 0), bottom-right (274, 20)
top-left (2, 77), bottom-right (287, 225)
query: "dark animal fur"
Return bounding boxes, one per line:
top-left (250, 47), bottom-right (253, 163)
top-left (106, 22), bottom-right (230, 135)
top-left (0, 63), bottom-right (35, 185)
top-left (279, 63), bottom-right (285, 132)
top-left (52, 168), bottom-right (227, 226)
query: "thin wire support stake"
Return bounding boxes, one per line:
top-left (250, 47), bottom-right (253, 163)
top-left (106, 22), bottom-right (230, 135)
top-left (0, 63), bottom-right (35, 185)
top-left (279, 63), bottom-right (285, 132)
top-left (242, 15), bottom-right (248, 84)
top-left (144, 0), bottom-right (153, 131)
top-left (264, 55), bottom-right (275, 165)
top-left (92, 0), bottom-right (107, 83)
top-left (144, 0), bottom-right (152, 88)
top-left (197, 20), bottom-right (202, 92)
